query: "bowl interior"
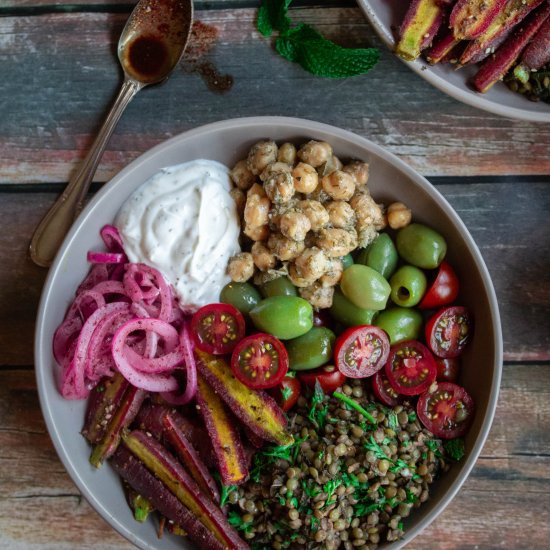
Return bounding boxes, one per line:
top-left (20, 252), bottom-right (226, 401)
top-left (357, 0), bottom-right (550, 122)
top-left (35, 116), bottom-right (502, 549)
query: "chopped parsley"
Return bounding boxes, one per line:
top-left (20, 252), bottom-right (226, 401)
top-left (250, 435), bottom-right (308, 482)
top-left (333, 392), bottom-right (377, 425)
top-left (444, 438), bottom-right (466, 461)
top-left (219, 483), bottom-right (238, 507)
top-left (387, 411), bottom-right (399, 431)
top-left (281, 386), bottom-right (293, 402)
top-left (228, 510), bottom-right (253, 533)
top-left (308, 381), bottom-right (329, 430)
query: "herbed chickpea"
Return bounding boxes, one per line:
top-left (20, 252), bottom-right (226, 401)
top-left (299, 282), bottom-right (335, 309)
top-left (357, 226), bottom-right (379, 248)
top-left (277, 142), bottom-right (297, 165)
top-left (387, 201), bottom-right (412, 229)
top-left (292, 162), bottom-right (319, 194)
top-left (251, 241), bottom-right (276, 271)
top-left (297, 200), bottom-right (330, 231)
top-left (350, 192), bottom-right (385, 231)
top-left (267, 233), bottom-right (305, 261)
top-left (229, 187), bottom-right (246, 217)
top-left (320, 258), bottom-right (344, 287)
top-left (227, 252), bottom-right (254, 282)
top-left (317, 155), bottom-right (343, 178)
top-left (288, 262), bottom-right (312, 288)
top-left (260, 162), bottom-right (291, 182)
top-left (247, 182), bottom-right (267, 198)
top-left (264, 171), bottom-right (295, 204)
top-left (342, 161), bottom-right (370, 187)
top-left (247, 140), bottom-right (278, 176)
top-left (297, 140), bottom-right (333, 168)
top-left (244, 224), bottom-right (269, 242)
top-left (316, 227), bottom-right (358, 257)
top-left (279, 211), bottom-right (311, 242)
top-left (230, 160), bottom-right (256, 191)
top-left (244, 194), bottom-right (270, 229)
top-left (294, 247), bottom-right (329, 281)
top-left (325, 200), bottom-right (356, 229)
top-left (321, 170), bottom-right (356, 201)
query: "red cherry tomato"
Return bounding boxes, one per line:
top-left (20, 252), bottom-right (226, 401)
top-left (335, 325), bottom-right (390, 379)
top-left (418, 261), bottom-right (459, 310)
top-left (417, 382), bottom-right (475, 439)
top-left (191, 303), bottom-right (245, 355)
top-left (231, 333), bottom-right (288, 390)
top-left (425, 306), bottom-right (473, 358)
top-left (385, 340), bottom-right (437, 396)
top-left (298, 364), bottom-right (346, 394)
top-left (371, 369), bottom-right (404, 407)
top-left (436, 357), bottom-right (461, 383)
top-left (269, 375), bottom-right (301, 412)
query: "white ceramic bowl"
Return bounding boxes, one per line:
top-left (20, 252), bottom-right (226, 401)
top-left (35, 117), bottom-right (503, 549)
top-left (358, 0), bottom-right (550, 122)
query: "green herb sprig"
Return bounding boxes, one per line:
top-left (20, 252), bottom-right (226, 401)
top-left (257, 0), bottom-right (379, 78)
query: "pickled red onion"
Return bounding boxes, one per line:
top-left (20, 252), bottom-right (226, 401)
top-left (87, 251), bottom-right (127, 264)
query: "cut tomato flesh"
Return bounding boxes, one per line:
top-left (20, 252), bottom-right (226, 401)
top-left (372, 370), bottom-right (403, 407)
top-left (425, 306), bottom-right (472, 358)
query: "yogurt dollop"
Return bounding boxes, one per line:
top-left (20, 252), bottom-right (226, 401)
top-left (116, 159), bottom-right (241, 311)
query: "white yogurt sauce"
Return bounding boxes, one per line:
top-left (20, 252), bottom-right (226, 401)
top-left (116, 159), bottom-right (241, 311)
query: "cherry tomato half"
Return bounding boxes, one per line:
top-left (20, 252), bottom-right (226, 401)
top-left (191, 303), bottom-right (245, 355)
top-left (335, 325), bottom-right (390, 379)
top-left (385, 340), bottom-right (437, 396)
top-left (417, 382), bottom-right (475, 439)
top-left (371, 369), bottom-right (404, 407)
top-left (436, 356), bottom-right (461, 383)
top-left (425, 306), bottom-right (473, 358)
top-left (231, 333), bottom-right (288, 390)
top-left (269, 375), bottom-right (301, 412)
top-left (418, 261), bottom-right (459, 310)
top-left (298, 364), bottom-right (346, 394)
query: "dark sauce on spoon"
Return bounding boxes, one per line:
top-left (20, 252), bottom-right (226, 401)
top-left (127, 35), bottom-right (170, 82)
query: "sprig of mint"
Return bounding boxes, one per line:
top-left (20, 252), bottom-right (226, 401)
top-left (257, 0), bottom-right (379, 78)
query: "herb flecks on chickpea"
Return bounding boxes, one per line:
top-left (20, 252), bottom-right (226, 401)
top-left (387, 201), bottom-right (412, 229)
top-left (227, 138), bottom-right (389, 309)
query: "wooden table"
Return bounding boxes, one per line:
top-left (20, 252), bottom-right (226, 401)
top-left (1, 1), bottom-right (549, 548)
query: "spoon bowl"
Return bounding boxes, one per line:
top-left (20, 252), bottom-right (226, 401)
top-left (29, 0), bottom-right (193, 268)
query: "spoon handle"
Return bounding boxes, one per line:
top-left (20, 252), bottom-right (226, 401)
top-left (29, 77), bottom-right (143, 267)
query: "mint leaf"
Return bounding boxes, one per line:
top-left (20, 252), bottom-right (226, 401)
top-left (257, 0), bottom-right (293, 37)
top-left (276, 24), bottom-right (379, 78)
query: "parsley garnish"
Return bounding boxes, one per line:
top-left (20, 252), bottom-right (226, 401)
top-left (387, 411), bottom-right (399, 431)
top-left (281, 386), bottom-right (292, 402)
top-left (444, 438), bottom-right (466, 461)
top-left (308, 381), bottom-right (329, 430)
top-left (228, 510), bottom-right (253, 533)
top-left (219, 483), bottom-right (238, 507)
top-left (333, 392), bottom-right (377, 425)
top-left (257, 0), bottom-right (379, 78)
top-left (250, 435), bottom-right (308, 482)
top-left (426, 439), bottom-right (444, 458)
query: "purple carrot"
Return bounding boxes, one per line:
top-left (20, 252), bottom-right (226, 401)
top-left (450, 0), bottom-right (508, 40)
top-left (514, 12), bottom-right (550, 81)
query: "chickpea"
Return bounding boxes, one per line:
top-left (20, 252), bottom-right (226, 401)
top-left (349, 192), bottom-right (385, 231)
top-left (230, 160), bottom-right (256, 191)
top-left (317, 155), bottom-right (343, 177)
top-left (260, 161), bottom-right (291, 182)
top-left (288, 262), bottom-right (313, 288)
top-left (357, 226), bottom-right (379, 248)
top-left (316, 228), bottom-right (358, 257)
top-left (294, 247), bottom-right (330, 281)
top-left (297, 200), bottom-right (330, 231)
top-left (264, 171), bottom-right (295, 204)
top-left (267, 233), bottom-right (305, 261)
top-left (387, 201), bottom-right (412, 229)
top-left (277, 142), bottom-right (297, 165)
top-left (244, 194), bottom-right (270, 229)
top-left (321, 170), bottom-right (355, 201)
top-left (342, 161), bottom-right (370, 187)
top-left (325, 200), bottom-right (356, 229)
top-left (299, 282), bottom-right (334, 309)
top-left (320, 258), bottom-right (343, 287)
top-left (251, 241), bottom-right (276, 271)
top-left (244, 224), bottom-right (269, 242)
top-left (292, 162), bottom-right (319, 194)
top-left (229, 187), bottom-right (246, 217)
top-left (247, 140), bottom-right (278, 175)
top-left (306, 182), bottom-right (331, 204)
top-left (297, 140), bottom-right (333, 168)
top-left (247, 182), bottom-right (267, 198)
top-left (280, 211), bottom-right (311, 242)
top-left (227, 252), bottom-right (254, 282)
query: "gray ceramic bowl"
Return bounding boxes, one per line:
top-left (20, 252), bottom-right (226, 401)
top-left (358, 0), bottom-right (550, 123)
top-left (35, 116), bottom-right (502, 549)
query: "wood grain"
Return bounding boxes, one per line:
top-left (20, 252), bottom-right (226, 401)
top-left (0, 8), bottom-right (549, 184)
top-left (0, 365), bottom-right (548, 548)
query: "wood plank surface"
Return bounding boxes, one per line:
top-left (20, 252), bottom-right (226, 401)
top-left (1, 179), bottom-right (548, 366)
top-left (1, 8), bottom-right (549, 184)
top-left (1, 365), bottom-right (548, 548)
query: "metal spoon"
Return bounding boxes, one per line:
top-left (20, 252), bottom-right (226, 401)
top-left (29, 0), bottom-right (193, 267)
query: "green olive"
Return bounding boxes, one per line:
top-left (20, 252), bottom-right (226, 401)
top-left (341, 254), bottom-right (354, 270)
top-left (286, 327), bottom-right (336, 371)
top-left (249, 296), bottom-right (313, 340)
top-left (340, 264), bottom-right (391, 311)
top-left (329, 288), bottom-right (377, 327)
top-left (396, 223), bottom-right (447, 269)
top-left (374, 307), bottom-right (423, 344)
top-left (355, 233), bottom-right (398, 279)
top-left (260, 276), bottom-right (298, 298)
top-left (220, 282), bottom-right (262, 316)
top-left (389, 265), bottom-right (427, 307)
